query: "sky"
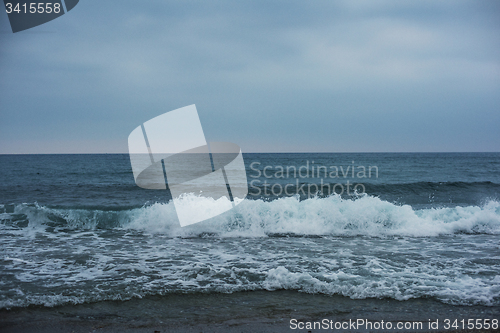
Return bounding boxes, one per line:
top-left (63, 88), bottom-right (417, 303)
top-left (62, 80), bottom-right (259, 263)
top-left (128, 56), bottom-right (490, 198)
top-left (0, 0), bottom-right (499, 153)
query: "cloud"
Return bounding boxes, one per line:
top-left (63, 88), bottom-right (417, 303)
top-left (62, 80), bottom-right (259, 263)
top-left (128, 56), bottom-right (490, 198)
top-left (0, 0), bottom-right (499, 153)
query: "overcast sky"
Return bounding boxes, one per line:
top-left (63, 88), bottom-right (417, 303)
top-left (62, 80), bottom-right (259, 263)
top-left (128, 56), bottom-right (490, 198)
top-left (0, 0), bottom-right (499, 153)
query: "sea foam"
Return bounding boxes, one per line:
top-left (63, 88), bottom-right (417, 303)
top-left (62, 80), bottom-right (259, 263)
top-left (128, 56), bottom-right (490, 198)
top-left (3, 194), bottom-right (500, 237)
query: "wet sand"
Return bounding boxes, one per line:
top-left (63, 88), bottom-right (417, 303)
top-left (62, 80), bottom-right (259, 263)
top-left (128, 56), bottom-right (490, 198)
top-left (1, 291), bottom-right (499, 333)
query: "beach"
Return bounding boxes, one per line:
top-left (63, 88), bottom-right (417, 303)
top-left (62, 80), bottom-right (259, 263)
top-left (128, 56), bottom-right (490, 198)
top-left (2, 291), bottom-right (499, 333)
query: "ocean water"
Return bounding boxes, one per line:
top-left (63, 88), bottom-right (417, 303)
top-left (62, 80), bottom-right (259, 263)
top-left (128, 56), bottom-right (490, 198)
top-left (0, 153), bottom-right (499, 310)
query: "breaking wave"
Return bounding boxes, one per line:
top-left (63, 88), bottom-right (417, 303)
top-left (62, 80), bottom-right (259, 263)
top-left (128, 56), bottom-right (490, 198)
top-left (2, 194), bottom-right (500, 237)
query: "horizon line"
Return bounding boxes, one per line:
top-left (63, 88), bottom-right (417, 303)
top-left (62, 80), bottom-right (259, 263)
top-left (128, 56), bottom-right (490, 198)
top-left (0, 151), bottom-right (499, 155)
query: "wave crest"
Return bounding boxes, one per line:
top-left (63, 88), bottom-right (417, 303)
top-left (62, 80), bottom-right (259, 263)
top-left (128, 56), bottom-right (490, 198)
top-left (2, 195), bottom-right (500, 237)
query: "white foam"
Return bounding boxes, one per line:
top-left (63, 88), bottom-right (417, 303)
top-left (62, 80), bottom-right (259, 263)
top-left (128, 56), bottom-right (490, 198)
top-left (4, 195), bottom-right (500, 237)
top-left (123, 195), bottom-right (500, 237)
top-left (262, 265), bottom-right (500, 306)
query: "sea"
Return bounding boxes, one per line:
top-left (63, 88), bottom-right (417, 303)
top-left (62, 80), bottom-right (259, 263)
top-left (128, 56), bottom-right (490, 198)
top-left (1, 153), bottom-right (499, 315)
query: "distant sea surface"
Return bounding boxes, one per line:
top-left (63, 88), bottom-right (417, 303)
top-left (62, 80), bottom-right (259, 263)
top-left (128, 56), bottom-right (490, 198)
top-left (1, 153), bottom-right (499, 310)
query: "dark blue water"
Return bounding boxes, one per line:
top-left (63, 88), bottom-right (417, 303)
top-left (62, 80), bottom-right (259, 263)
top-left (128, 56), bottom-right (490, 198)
top-left (0, 153), bottom-right (499, 309)
top-left (1, 153), bottom-right (499, 208)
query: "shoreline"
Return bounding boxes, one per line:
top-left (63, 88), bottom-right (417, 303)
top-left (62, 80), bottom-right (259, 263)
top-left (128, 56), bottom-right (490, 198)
top-left (1, 291), bottom-right (499, 333)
